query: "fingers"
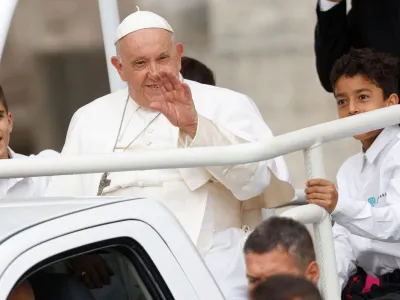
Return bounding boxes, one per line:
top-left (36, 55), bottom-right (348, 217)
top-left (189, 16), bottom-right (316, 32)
top-left (181, 82), bottom-right (192, 99)
top-left (95, 260), bottom-right (111, 286)
top-left (70, 254), bottom-right (112, 289)
top-left (157, 72), bottom-right (174, 93)
top-left (307, 178), bottom-right (332, 187)
top-left (165, 71), bottom-right (183, 91)
top-left (81, 267), bottom-right (96, 289)
top-left (305, 186), bottom-right (328, 194)
top-left (306, 192), bottom-right (330, 200)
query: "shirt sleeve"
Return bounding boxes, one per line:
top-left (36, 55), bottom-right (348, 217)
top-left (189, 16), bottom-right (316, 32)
top-left (333, 223), bottom-right (358, 291)
top-left (332, 159), bottom-right (400, 242)
top-left (34, 150), bottom-right (61, 193)
top-left (178, 114), bottom-right (271, 200)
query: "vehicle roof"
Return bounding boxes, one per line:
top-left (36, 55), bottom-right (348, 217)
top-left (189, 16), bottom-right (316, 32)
top-left (0, 197), bottom-right (134, 243)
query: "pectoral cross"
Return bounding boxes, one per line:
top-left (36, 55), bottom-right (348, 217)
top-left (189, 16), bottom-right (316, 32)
top-left (97, 172), bottom-right (111, 196)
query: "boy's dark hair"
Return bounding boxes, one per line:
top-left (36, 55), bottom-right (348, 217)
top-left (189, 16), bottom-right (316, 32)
top-left (181, 56), bottom-right (216, 86)
top-left (251, 274), bottom-right (322, 300)
top-left (330, 48), bottom-right (400, 99)
top-left (0, 85), bottom-right (9, 113)
top-left (244, 217), bottom-right (315, 270)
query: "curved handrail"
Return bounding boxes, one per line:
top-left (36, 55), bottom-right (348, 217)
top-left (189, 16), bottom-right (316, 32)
top-left (0, 105), bottom-right (398, 178)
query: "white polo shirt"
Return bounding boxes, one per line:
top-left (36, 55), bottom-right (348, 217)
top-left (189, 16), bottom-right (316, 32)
top-left (0, 148), bottom-right (59, 198)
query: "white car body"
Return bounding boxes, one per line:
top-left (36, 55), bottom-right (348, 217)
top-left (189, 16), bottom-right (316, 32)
top-left (0, 197), bottom-right (225, 300)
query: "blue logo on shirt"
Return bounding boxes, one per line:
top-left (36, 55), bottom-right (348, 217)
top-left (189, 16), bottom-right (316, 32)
top-left (368, 197), bottom-right (377, 207)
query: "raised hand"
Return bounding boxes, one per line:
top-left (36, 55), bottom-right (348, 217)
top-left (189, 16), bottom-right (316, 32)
top-left (149, 71), bottom-right (198, 136)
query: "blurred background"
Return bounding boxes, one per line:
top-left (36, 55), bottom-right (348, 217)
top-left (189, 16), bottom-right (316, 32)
top-left (0, 0), bottom-right (358, 187)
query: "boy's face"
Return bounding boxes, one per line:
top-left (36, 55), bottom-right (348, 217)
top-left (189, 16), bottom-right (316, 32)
top-left (0, 102), bottom-right (12, 159)
top-left (334, 74), bottom-right (399, 148)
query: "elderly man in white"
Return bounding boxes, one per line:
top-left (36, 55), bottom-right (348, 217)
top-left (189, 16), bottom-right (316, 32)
top-left (46, 9), bottom-right (291, 300)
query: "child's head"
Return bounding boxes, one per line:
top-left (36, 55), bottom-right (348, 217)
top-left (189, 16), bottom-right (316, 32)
top-left (0, 85), bottom-right (12, 159)
top-left (330, 48), bottom-right (399, 149)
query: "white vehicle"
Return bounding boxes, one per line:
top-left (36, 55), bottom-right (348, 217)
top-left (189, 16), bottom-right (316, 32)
top-left (0, 197), bottom-right (224, 299)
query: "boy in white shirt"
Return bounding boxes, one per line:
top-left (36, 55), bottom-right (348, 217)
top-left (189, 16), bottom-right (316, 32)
top-left (0, 85), bottom-right (58, 198)
top-left (306, 48), bottom-right (400, 299)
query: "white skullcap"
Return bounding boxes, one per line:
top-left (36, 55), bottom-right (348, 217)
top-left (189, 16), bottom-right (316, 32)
top-left (115, 6), bottom-right (174, 43)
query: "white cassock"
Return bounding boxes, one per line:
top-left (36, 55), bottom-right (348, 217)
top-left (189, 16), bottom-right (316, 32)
top-left (46, 78), bottom-right (292, 300)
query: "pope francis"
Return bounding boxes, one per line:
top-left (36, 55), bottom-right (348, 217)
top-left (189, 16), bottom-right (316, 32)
top-left (46, 9), bottom-right (292, 300)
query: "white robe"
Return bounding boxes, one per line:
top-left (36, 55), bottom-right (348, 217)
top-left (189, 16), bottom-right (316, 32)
top-left (46, 79), bottom-right (292, 300)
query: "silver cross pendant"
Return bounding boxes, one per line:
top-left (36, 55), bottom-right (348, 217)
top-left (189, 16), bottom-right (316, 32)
top-left (97, 172), bottom-right (111, 196)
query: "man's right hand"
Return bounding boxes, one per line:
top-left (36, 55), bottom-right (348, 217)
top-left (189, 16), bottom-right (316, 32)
top-left (68, 254), bottom-right (114, 289)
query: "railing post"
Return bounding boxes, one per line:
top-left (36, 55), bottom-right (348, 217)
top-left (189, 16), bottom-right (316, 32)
top-left (97, 0), bottom-right (125, 93)
top-left (304, 143), bottom-right (340, 300)
top-left (0, 0), bottom-right (18, 63)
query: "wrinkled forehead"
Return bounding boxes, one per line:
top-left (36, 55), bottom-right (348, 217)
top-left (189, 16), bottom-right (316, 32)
top-left (119, 28), bottom-right (174, 58)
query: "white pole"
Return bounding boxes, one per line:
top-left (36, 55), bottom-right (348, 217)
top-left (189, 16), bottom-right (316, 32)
top-left (0, 0), bottom-right (18, 63)
top-left (97, 0), bottom-right (124, 93)
top-left (303, 144), bottom-right (340, 300)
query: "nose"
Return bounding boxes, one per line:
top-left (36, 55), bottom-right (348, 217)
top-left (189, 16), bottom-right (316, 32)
top-left (348, 100), bottom-right (359, 116)
top-left (147, 61), bottom-right (160, 79)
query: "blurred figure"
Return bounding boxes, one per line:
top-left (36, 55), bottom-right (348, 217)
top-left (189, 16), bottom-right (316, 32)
top-left (314, 0), bottom-right (400, 92)
top-left (250, 275), bottom-right (323, 300)
top-left (180, 56), bottom-right (216, 85)
top-left (244, 217), bottom-right (319, 292)
top-left (0, 85), bottom-right (58, 198)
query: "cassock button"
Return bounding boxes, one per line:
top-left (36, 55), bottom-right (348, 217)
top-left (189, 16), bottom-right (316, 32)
top-left (146, 141), bottom-right (152, 146)
top-left (137, 181), bottom-right (144, 187)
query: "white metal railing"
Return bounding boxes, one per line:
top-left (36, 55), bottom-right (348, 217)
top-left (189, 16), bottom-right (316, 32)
top-left (0, 106), bottom-right (399, 300)
top-left (2, 1), bottom-right (400, 300)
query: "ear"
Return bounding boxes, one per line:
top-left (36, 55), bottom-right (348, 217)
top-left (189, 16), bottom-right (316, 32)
top-left (304, 261), bottom-right (319, 286)
top-left (386, 93), bottom-right (399, 106)
top-left (175, 43), bottom-right (184, 71)
top-left (111, 56), bottom-right (127, 82)
top-left (7, 112), bottom-right (13, 134)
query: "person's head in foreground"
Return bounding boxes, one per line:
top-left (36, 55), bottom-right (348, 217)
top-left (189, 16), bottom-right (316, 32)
top-left (244, 217), bottom-right (319, 291)
top-left (250, 274), bottom-right (323, 300)
top-left (111, 9), bottom-right (184, 110)
top-left (0, 85), bottom-right (12, 160)
top-left (180, 56), bottom-right (216, 85)
top-left (330, 47), bottom-right (399, 151)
